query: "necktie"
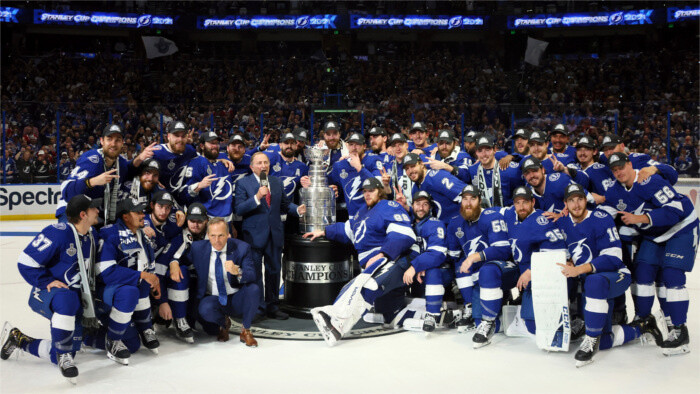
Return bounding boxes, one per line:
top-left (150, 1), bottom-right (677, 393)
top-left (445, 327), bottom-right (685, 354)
top-left (265, 191), bottom-right (271, 207)
top-left (214, 251), bottom-right (228, 306)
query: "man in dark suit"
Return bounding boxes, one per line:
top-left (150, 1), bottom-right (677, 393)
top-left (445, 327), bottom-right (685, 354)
top-left (185, 217), bottom-right (260, 347)
top-left (234, 152), bottom-right (306, 320)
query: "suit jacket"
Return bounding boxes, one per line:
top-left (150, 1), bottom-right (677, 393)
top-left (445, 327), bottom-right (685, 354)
top-left (186, 238), bottom-right (257, 301)
top-left (234, 173), bottom-right (298, 249)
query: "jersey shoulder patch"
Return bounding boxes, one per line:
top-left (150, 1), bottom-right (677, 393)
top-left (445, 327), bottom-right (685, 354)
top-left (482, 208), bottom-right (497, 215)
top-left (639, 175), bottom-right (652, 186)
top-left (593, 210), bottom-right (608, 219)
top-left (427, 169), bottom-right (440, 177)
top-left (592, 163), bottom-right (605, 170)
top-left (387, 200), bottom-right (400, 208)
top-left (536, 215), bottom-right (550, 226)
top-left (87, 155), bottom-right (99, 164)
top-left (548, 173), bottom-right (561, 182)
top-left (51, 223), bottom-right (67, 230)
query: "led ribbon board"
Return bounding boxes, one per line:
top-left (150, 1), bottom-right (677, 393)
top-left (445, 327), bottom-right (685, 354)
top-left (667, 7), bottom-right (700, 22)
top-left (350, 14), bottom-right (485, 29)
top-left (0, 7), bottom-right (20, 23)
top-left (508, 10), bottom-right (655, 29)
top-left (33, 9), bottom-right (176, 28)
top-left (197, 15), bottom-right (337, 29)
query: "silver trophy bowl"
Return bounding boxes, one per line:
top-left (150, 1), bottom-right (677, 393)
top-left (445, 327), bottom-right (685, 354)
top-left (299, 146), bottom-right (336, 232)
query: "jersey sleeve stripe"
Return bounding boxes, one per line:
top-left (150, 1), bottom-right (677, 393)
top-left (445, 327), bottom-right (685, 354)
top-left (386, 223), bottom-right (416, 240)
top-left (18, 252), bottom-right (42, 268)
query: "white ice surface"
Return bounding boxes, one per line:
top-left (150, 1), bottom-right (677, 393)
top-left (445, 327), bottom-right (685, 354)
top-left (1, 220), bottom-right (698, 393)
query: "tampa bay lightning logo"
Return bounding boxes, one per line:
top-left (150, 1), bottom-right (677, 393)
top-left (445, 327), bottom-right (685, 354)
top-left (570, 238), bottom-right (593, 265)
top-left (353, 220), bottom-right (368, 243)
top-left (138, 14), bottom-right (152, 28)
top-left (281, 176), bottom-right (297, 197)
top-left (169, 166), bottom-right (188, 193)
top-left (211, 177), bottom-right (233, 201)
top-left (348, 177), bottom-right (364, 201)
top-left (432, 200), bottom-right (443, 219)
top-left (64, 262), bottom-right (81, 289)
top-left (464, 235), bottom-right (488, 255)
top-left (511, 241), bottom-right (523, 263)
top-left (296, 16), bottom-right (309, 28)
top-left (448, 16), bottom-right (462, 28)
top-left (609, 12), bottom-right (623, 25)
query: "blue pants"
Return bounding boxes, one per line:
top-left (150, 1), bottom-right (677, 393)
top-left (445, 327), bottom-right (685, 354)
top-left (581, 271), bottom-right (631, 337)
top-left (157, 265), bottom-right (190, 320)
top-left (633, 227), bottom-right (698, 325)
top-left (97, 283), bottom-right (143, 342)
top-left (424, 265), bottom-right (455, 314)
top-left (26, 287), bottom-right (82, 364)
top-left (251, 239), bottom-right (281, 313)
top-left (472, 261), bottom-right (519, 326)
top-left (198, 283), bottom-right (261, 334)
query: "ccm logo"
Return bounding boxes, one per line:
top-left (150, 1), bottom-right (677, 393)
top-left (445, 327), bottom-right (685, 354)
top-left (665, 253), bottom-right (684, 259)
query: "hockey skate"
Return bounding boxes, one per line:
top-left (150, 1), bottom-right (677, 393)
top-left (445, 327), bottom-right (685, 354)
top-left (570, 318), bottom-right (585, 342)
top-left (139, 328), bottom-right (160, 354)
top-left (422, 314), bottom-right (437, 334)
top-left (175, 318), bottom-right (194, 344)
top-left (57, 353), bottom-right (78, 384)
top-left (629, 315), bottom-right (663, 346)
top-left (106, 336), bottom-right (130, 365)
top-left (575, 335), bottom-right (600, 368)
top-left (1, 323), bottom-right (34, 360)
top-left (456, 304), bottom-right (475, 333)
top-left (661, 324), bottom-right (690, 356)
top-left (472, 319), bottom-right (496, 348)
top-left (310, 307), bottom-right (341, 346)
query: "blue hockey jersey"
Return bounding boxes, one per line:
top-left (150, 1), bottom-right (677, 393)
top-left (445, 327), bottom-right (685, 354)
top-left (408, 141), bottom-right (437, 155)
top-left (144, 212), bottom-right (182, 276)
top-left (446, 208), bottom-right (512, 265)
top-left (328, 156), bottom-right (376, 217)
top-left (568, 162), bottom-right (615, 196)
top-left (509, 209), bottom-right (567, 272)
top-left (152, 143), bottom-right (198, 201)
top-left (56, 149), bottom-right (131, 219)
top-left (469, 161), bottom-right (523, 207)
top-left (265, 151), bottom-right (309, 200)
top-left (412, 169), bottom-right (466, 223)
top-left (98, 219), bottom-right (156, 280)
top-left (600, 172), bottom-right (698, 243)
top-left (599, 152), bottom-right (678, 185)
top-left (557, 210), bottom-right (626, 274)
top-left (184, 156), bottom-right (233, 218)
top-left (529, 171), bottom-right (593, 213)
top-left (434, 149), bottom-right (473, 184)
top-left (325, 199), bottom-right (416, 267)
top-left (548, 145), bottom-right (578, 166)
top-left (409, 216), bottom-right (448, 273)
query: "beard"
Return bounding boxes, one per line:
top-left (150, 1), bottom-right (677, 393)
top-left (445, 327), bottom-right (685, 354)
top-left (281, 147), bottom-right (295, 158)
top-left (460, 204), bottom-right (481, 221)
top-left (203, 147), bottom-right (219, 161)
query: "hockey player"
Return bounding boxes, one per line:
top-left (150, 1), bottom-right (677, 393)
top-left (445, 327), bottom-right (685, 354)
top-left (407, 122), bottom-right (437, 155)
top-left (316, 121), bottom-right (348, 170)
top-left (447, 185), bottom-right (516, 347)
top-left (508, 186), bottom-right (568, 334)
top-left (367, 127), bottom-right (390, 156)
top-left (219, 134), bottom-right (253, 238)
top-left (151, 121), bottom-right (198, 203)
top-left (557, 183), bottom-right (662, 366)
top-left (97, 198), bottom-right (162, 361)
top-left (403, 153), bottom-right (466, 223)
top-left (119, 158), bottom-right (164, 205)
top-left (303, 177), bottom-right (416, 346)
top-left (385, 133), bottom-right (416, 204)
top-left (142, 191), bottom-right (193, 343)
top-left (56, 124), bottom-right (153, 225)
top-left (184, 131), bottom-right (234, 221)
top-left (603, 152), bottom-right (698, 355)
top-left (427, 129), bottom-right (473, 184)
top-left (599, 133), bottom-right (679, 185)
top-left (325, 132), bottom-right (377, 217)
top-left (521, 156), bottom-right (594, 216)
top-left (2, 195), bottom-right (101, 383)
top-left (495, 128), bottom-right (531, 171)
top-left (399, 191), bottom-right (448, 333)
top-left (548, 124), bottom-right (577, 165)
top-left (569, 136), bottom-right (614, 197)
top-left (468, 135), bottom-right (523, 208)
top-left (265, 132), bottom-right (309, 201)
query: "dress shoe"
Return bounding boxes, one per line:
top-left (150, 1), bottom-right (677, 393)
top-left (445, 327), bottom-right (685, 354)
top-left (267, 309), bottom-right (289, 320)
top-left (217, 317), bottom-right (231, 342)
top-left (239, 329), bottom-right (258, 347)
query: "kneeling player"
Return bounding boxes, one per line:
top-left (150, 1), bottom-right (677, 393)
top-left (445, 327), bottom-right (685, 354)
top-left (558, 184), bottom-right (661, 367)
top-left (448, 185), bottom-right (516, 348)
top-left (1, 195), bottom-right (101, 383)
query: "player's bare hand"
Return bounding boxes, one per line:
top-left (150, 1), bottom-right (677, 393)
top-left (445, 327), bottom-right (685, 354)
top-left (136, 142), bottom-right (157, 163)
top-left (140, 272), bottom-right (160, 290)
top-left (302, 230), bottom-right (325, 241)
top-left (158, 303), bottom-right (173, 321)
top-left (379, 167), bottom-right (391, 186)
top-left (348, 154), bottom-right (362, 171)
top-left (175, 210), bottom-right (186, 227)
top-left (542, 211), bottom-right (562, 222)
top-left (46, 280), bottom-right (68, 292)
top-left (403, 266), bottom-right (416, 285)
top-left (218, 158), bottom-right (235, 172)
top-left (297, 204), bottom-right (307, 216)
top-left (617, 211), bottom-right (649, 225)
top-left (330, 184), bottom-right (339, 197)
top-left (151, 285), bottom-right (161, 300)
top-left (416, 271), bottom-right (426, 284)
top-left (256, 186), bottom-right (269, 200)
top-left (170, 261), bottom-right (183, 283)
top-left (143, 226), bottom-right (156, 238)
top-left (196, 174), bottom-right (218, 192)
top-left (259, 134), bottom-right (271, 151)
top-left (365, 253), bottom-right (385, 269)
top-left (637, 166), bottom-right (658, 183)
top-left (557, 263), bottom-right (580, 278)
top-left (393, 186), bottom-right (408, 211)
top-left (427, 158), bottom-right (450, 171)
top-left (499, 155), bottom-right (513, 171)
top-left (90, 169), bottom-right (119, 187)
top-left (300, 175), bottom-right (311, 188)
top-left (550, 155), bottom-right (566, 173)
top-left (592, 193), bottom-right (605, 204)
top-left (517, 269), bottom-right (531, 291)
top-left (410, 149), bottom-right (424, 156)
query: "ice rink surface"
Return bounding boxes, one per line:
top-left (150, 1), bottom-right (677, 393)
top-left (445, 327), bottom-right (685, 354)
top-left (1, 220), bottom-right (698, 393)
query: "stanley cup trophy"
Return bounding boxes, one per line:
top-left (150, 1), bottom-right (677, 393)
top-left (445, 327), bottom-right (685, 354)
top-left (281, 146), bottom-right (353, 318)
top-left (299, 147), bottom-right (336, 232)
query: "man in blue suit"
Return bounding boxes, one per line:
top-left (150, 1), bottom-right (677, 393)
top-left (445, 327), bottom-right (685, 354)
top-left (234, 152), bottom-right (306, 320)
top-left (186, 218), bottom-right (260, 347)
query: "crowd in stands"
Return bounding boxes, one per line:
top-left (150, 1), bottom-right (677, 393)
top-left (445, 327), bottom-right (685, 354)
top-left (1, 44), bottom-right (698, 183)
